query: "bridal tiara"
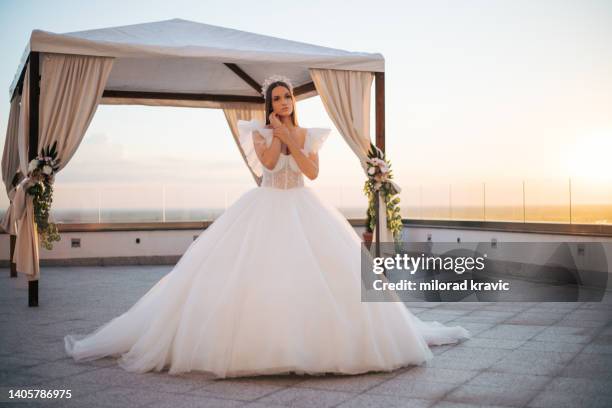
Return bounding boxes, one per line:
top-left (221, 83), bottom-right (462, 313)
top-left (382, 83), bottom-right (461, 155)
top-left (261, 75), bottom-right (294, 99)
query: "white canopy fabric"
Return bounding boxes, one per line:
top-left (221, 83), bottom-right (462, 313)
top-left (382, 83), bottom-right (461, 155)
top-left (9, 18), bottom-right (384, 98)
top-left (3, 19), bottom-right (395, 284)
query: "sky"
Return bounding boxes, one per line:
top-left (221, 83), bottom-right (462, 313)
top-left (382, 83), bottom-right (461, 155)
top-left (0, 0), bottom-right (611, 211)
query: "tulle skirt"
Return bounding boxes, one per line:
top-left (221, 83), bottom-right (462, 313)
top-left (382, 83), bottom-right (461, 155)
top-left (65, 185), bottom-right (470, 378)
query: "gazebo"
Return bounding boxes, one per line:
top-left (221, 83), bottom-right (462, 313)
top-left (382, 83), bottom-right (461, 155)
top-left (1, 18), bottom-right (391, 307)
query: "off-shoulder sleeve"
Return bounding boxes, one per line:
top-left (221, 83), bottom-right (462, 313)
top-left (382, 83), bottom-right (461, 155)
top-left (237, 119), bottom-right (272, 177)
top-left (303, 128), bottom-right (331, 155)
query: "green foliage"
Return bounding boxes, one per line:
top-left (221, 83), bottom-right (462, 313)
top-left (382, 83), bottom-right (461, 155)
top-left (363, 142), bottom-right (403, 242)
top-left (25, 141), bottom-right (61, 250)
top-left (26, 181), bottom-right (60, 250)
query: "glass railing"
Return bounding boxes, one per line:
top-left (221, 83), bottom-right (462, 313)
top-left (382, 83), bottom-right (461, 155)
top-left (400, 178), bottom-right (610, 225)
top-left (0, 178), bottom-right (609, 225)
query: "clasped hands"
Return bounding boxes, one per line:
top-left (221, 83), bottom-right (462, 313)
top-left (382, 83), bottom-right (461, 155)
top-left (269, 112), bottom-right (296, 152)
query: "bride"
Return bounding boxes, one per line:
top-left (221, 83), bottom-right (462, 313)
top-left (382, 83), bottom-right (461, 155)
top-left (64, 75), bottom-right (470, 379)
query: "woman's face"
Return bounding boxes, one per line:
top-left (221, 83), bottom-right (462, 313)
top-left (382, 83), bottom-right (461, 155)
top-left (271, 85), bottom-right (293, 117)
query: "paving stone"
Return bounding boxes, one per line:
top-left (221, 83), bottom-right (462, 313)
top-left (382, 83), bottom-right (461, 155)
top-left (394, 367), bottom-right (479, 385)
top-left (189, 379), bottom-right (284, 401)
top-left (488, 355), bottom-right (566, 377)
top-left (498, 349), bottom-right (578, 365)
top-left (581, 343), bottom-right (612, 354)
top-left (417, 311), bottom-right (465, 324)
top-left (527, 390), bottom-right (612, 408)
top-left (366, 378), bottom-right (457, 400)
top-left (441, 347), bottom-right (512, 362)
top-left (560, 353), bottom-right (612, 379)
top-left (17, 360), bottom-right (101, 380)
top-left (563, 309), bottom-right (612, 323)
top-left (454, 337), bottom-right (525, 350)
top-left (430, 344), bottom-right (455, 356)
top-left (424, 354), bottom-right (501, 371)
top-left (466, 310), bottom-right (517, 321)
top-left (466, 371), bottom-right (550, 390)
top-left (531, 325), bottom-right (598, 344)
top-left (444, 322), bottom-right (495, 336)
top-left (544, 376), bottom-right (612, 396)
top-left (517, 340), bottom-right (583, 353)
top-left (430, 402), bottom-right (516, 408)
top-left (293, 371), bottom-right (393, 393)
top-left (505, 312), bottom-right (564, 326)
top-left (3, 266), bottom-right (612, 407)
top-left (145, 393), bottom-right (244, 408)
top-left (336, 393), bottom-right (432, 408)
top-left (444, 384), bottom-right (540, 407)
top-left (0, 354), bottom-right (46, 370)
top-left (58, 386), bottom-right (168, 408)
top-left (477, 324), bottom-right (547, 341)
top-left (255, 387), bottom-right (355, 408)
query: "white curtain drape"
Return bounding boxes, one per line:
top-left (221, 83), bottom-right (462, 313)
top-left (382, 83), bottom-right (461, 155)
top-left (223, 103), bottom-right (265, 185)
top-left (1, 94), bottom-right (23, 236)
top-left (6, 54), bottom-right (114, 280)
top-left (310, 68), bottom-right (395, 244)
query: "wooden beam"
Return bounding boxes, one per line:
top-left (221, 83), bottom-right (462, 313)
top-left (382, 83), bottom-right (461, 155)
top-left (102, 90), bottom-right (264, 104)
top-left (28, 52), bottom-right (40, 307)
top-left (375, 72), bottom-right (385, 153)
top-left (102, 84), bottom-right (316, 103)
top-left (9, 55), bottom-right (29, 101)
top-left (294, 81), bottom-right (316, 97)
top-left (223, 63), bottom-right (262, 95)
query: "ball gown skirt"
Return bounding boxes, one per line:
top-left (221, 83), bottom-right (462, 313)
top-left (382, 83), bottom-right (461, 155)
top-left (65, 121), bottom-right (470, 378)
top-left (64, 185), bottom-right (471, 379)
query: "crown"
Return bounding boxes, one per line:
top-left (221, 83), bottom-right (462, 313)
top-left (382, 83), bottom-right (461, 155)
top-left (261, 75), bottom-right (294, 99)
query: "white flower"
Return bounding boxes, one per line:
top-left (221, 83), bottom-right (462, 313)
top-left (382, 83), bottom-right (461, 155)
top-left (373, 158), bottom-right (385, 167)
top-left (367, 167), bottom-right (376, 175)
top-left (28, 160), bottom-right (39, 172)
top-left (42, 165), bottom-right (53, 175)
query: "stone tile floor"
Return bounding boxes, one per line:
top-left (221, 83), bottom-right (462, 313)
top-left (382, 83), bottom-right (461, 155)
top-left (1, 265), bottom-right (611, 408)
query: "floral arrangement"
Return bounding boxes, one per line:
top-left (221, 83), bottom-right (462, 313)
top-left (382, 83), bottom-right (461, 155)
top-left (363, 142), bottom-right (403, 242)
top-left (26, 141), bottom-right (61, 250)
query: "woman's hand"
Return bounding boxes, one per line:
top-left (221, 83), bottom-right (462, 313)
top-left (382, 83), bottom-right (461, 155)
top-left (273, 126), bottom-right (290, 144)
top-left (269, 112), bottom-right (292, 145)
top-left (269, 112), bottom-right (283, 128)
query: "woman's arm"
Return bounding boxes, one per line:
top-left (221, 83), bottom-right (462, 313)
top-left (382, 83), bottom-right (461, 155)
top-left (285, 129), bottom-right (319, 180)
top-left (253, 130), bottom-right (282, 170)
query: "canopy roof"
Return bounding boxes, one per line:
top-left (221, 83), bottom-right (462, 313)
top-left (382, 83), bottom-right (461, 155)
top-left (9, 18), bottom-right (384, 99)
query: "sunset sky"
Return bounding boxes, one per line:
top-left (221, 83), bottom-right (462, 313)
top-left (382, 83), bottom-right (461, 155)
top-left (0, 0), bottom-right (611, 212)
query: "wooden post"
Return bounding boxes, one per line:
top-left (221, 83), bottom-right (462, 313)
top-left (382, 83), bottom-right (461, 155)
top-left (375, 72), bottom-right (385, 153)
top-left (374, 72), bottom-right (385, 259)
top-left (9, 234), bottom-right (17, 277)
top-left (28, 52), bottom-right (40, 307)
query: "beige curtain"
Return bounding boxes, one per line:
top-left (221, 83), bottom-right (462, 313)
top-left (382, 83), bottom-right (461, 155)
top-left (310, 68), bottom-right (395, 244)
top-left (8, 54), bottom-right (114, 280)
top-left (1, 94), bottom-right (23, 235)
top-left (222, 103), bottom-right (265, 185)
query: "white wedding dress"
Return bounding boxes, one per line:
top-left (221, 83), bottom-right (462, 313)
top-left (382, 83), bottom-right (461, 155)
top-left (64, 120), bottom-right (470, 379)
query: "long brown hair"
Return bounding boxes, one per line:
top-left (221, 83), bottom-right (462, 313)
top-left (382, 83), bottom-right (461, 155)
top-left (264, 81), bottom-right (298, 127)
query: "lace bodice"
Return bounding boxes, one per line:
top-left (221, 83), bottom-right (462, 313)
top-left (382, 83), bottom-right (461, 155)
top-left (261, 152), bottom-right (306, 189)
top-left (237, 120), bottom-right (331, 190)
